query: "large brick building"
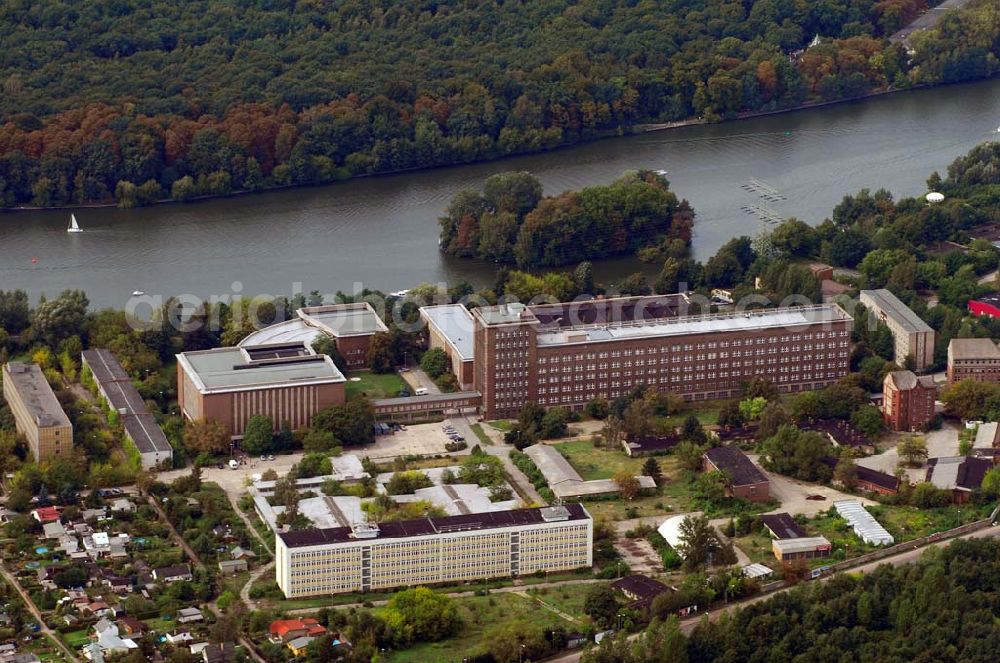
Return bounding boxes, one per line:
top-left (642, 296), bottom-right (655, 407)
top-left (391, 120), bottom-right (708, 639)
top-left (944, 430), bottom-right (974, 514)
top-left (947, 338), bottom-right (1000, 386)
top-left (882, 370), bottom-right (936, 432)
top-left (2, 362), bottom-right (72, 461)
top-left (177, 342), bottom-right (346, 438)
top-left (275, 504), bottom-right (593, 597)
top-left (702, 446), bottom-right (770, 502)
top-left (469, 296), bottom-right (853, 420)
top-left (859, 289), bottom-right (935, 370)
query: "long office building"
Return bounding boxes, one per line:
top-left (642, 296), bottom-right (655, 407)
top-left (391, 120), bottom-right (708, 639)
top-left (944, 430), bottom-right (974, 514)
top-left (81, 349), bottom-right (173, 470)
top-left (275, 504), bottom-right (593, 597)
top-left (469, 296), bottom-right (853, 420)
top-left (177, 341), bottom-right (346, 437)
top-left (2, 362), bottom-right (72, 461)
top-left (859, 289), bottom-right (935, 370)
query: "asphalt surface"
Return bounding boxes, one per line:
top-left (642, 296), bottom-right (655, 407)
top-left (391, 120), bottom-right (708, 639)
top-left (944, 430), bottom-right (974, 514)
top-left (890, 0), bottom-right (974, 43)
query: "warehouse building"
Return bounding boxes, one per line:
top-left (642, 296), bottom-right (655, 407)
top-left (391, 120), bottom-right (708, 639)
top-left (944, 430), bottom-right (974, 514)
top-left (275, 504), bottom-right (593, 597)
top-left (176, 342), bottom-right (346, 438)
top-left (470, 296), bottom-right (853, 420)
top-left (859, 289), bottom-right (934, 370)
top-left (2, 362), bottom-right (72, 461)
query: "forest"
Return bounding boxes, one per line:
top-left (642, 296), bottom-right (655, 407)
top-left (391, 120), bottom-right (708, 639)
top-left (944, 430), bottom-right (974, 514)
top-left (585, 537), bottom-right (1000, 663)
top-left (438, 170), bottom-right (693, 268)
top-left (0, 0), bottom-right (997, 208)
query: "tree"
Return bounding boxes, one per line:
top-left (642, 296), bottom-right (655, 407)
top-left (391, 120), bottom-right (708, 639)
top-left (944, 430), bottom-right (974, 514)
top-left (680, 415), bottom-right (707, 443)
top-left (756, 402), bottom-right (790, 440)
top-left (601, 415), bottom-right (626, 449)
top-left (897, 435), bottom-right (928, 468)
top-left (760, 425), bottom-right (832, 482)
top-left (183, 419), bottom-right (229, 456)
top-left (738, 397), bottom-right (767, 422)
top-left (851, 405), bottom-right (885, 438)
top-left (613, 470), bottom-right (641, 501)
top-left (419, 347), bottom-right (449, 379)
top-left (312, 335), bottom-right (347, 372)
top-left (366, 332), bottom-right (396, 373)
top-left (313, 398), bottom-right (375, 445)
top-left (677, 514), bottom-right (724, 570)
top-left (981, 467), bottom-right (1000, 498)
top-left (242, 415), bottom-right (274, 456)
top-left (382, 587), bottom-right (461, 646)
top-left (539, 407), bottom-right (570, 439)
top-left (716, 400), bottom-right (745, 428)
top-left (642, 457), bottom-right (663, 486)
top-left (675, 441), bottom-right (706, 472)
top-left (585, 397), bottom-right (610, 420)
top-left (584, 585), bottom-right (620, 628)
top-left (31, 290), bottom-right (88, 346)
top-left (834, 455), bottom-right (859, 490)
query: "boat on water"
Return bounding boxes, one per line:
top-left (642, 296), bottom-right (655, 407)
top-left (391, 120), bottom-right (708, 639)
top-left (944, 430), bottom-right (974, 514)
top-left (654, 169), bottom-right (669, 176)
top-left (131, 290), bottom-right (145, 297)
top-left (67, 213), bottom-right (83, 233)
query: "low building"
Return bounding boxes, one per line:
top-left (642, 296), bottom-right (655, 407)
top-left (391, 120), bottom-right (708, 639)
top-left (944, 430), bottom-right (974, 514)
top-left (925, 456), bottom-right (992, 504)
top-left (759, 513), bottom-right (806, 540)
top-left (82, 349), bottom-right (173, 470)
top-left (882, 370), bottom-right (936, 432)
top-left (833, 500), bottom-right (893, 545)
top-left (611, 575), bottom-right (671, 611)
top-left (772, 536), bottom-right (832, 563)
top-left (523, 444), bottom-right (656, 499)
top-left (622, 434), bottom-right (681, 457)
top-left (819, 456), bottom-right (899, 495)
top-left (968, 294), bottom-right (1000, 319)
top-left (947, 338), bottom-right (1000, 386)
top-left (2, 362), bottom-right (72, 461)
top-left (702, 447), bottom-right (770, 502)
top-left (860, 289), bottom-right (935, 370)
top-left (176, 342), bottom-right (346, 438)
top-left (420, 304), bottom-right (475, 389)
top-left (153, 565), bottom-right (193, 584)
top-left (176, 607), bottom-right (204, 624)
top-left (218, 560), bottom-right (248, 575)
top-left (275, 504), bottom-right (593, 597)
top-left (269, 619), bottom-right (327, 644)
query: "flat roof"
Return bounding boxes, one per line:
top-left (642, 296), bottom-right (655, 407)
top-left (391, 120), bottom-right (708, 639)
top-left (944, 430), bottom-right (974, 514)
top-left (122, 413), bottom-right (172, 455)
top-left (298, 303), bottom-right (388, 337)
top-left (278, 503), bottom-right (590, 548)
top-left (421, 305), bottom-right (475, 361)
top-left (238, 319), bottom-right (323, 348)
top-left (536, 305), bottom-right (851, 347)
top-left (531, 295), bottom-right (687, 328)
top-left (177, 345), bottom-right (345, 393)
top-left (81, 349), bottom-right (131, 383)
top-left (949, 337), bottom-right (1000, 360)
top-left (2, 363), bottom-right (71, 428)
top-left (372, 391), bottom-right (481, 408)
top-left (773, 536), bottom-right (831, 554)
top-left (860, 289), bottom-right (932, 333)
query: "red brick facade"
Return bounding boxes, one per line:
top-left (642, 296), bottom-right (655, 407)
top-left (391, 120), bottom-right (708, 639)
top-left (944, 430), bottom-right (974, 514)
top-left (882, 370), bottom-right (936, 432)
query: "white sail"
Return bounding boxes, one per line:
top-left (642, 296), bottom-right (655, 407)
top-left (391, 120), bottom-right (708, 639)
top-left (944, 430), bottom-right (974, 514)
top-left (67, 213), bottom-right (83, 233)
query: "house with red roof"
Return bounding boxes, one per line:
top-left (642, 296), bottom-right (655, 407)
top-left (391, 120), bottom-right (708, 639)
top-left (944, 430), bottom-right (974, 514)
top-left (268, 618), bottom-right (326, 644)
top-left (31, 506), bottom-right (61, 523)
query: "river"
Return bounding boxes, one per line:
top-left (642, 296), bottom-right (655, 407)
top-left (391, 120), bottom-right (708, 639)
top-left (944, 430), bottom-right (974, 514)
top-left (1, 79), bottom-right (998, 309)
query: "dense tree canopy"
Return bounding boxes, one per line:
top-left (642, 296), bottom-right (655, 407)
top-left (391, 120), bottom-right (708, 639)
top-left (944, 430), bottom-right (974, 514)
top-left (1, 0), bottom-right (996, 208)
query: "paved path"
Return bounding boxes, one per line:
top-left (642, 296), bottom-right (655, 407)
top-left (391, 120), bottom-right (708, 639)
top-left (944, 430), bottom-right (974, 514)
top-left (890, 0), bottom-right (974, 44)
top-left (0, 563), bottom-right (81, 663)
top-left (458, 415), bottom-right (547, 505)
top-left (546, 523), bottom-right (1000, 662)
top-left (240, 561), bottom-right (275, 610)
top-left (279, 576), bottom-right (603, 615)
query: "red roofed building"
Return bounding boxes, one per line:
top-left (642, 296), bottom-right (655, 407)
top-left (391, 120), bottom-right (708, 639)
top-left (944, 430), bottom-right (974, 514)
top-left (269, 619), bottom-right (326, 643)
top-left (968, 295), bottom-right (1000, 319)
top-left (31, 506), bottom-right (61, 523)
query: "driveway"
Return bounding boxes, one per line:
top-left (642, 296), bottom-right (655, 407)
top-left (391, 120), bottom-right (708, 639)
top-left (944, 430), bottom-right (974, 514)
top-left (890, 0), bottom-right (975, 44)
top-left (857, 423), bottom-right (960, 483)
top-left (746, 455), bottom-right (875, 516)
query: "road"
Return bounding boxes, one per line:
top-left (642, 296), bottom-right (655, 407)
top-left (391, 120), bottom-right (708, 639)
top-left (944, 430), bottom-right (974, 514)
top-left (0, 563), bottom-right (81, 663)
top-left (890, 0), bottom-right (974, 44)
top-left (545, 523), bottom-right (1000, 662)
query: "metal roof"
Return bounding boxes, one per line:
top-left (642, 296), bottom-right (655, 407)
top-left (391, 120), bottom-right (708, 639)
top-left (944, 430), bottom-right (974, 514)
top-left (177, 346), bottom-right (345, 393)
top-left (860, 289), bottom-right (932, 333)
top-left (773, 536), bottom-right (832, 554)
top-left (833, 500), bottom-right (894, 545)
top-left (298, 303), bottom-right (388, 336)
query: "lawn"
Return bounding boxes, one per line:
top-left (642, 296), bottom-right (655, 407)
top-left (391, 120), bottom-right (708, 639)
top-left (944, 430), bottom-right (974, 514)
top-left (552, 439), bottom-right (645, 481)
top-left (523, 581), bottom-right (603, 622)
top-left (469, 423), bottom-right (494, 446)
top-left (345, 371), bottom-right (409, 400)
top-left (386, 592), bottom-right (574, 663)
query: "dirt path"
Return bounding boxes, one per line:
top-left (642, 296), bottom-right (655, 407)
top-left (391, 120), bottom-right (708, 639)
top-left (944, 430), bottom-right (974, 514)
top-left (0, 563), bottom-right (81, 663)
top-left (147, 495), bottom-right (205, 569)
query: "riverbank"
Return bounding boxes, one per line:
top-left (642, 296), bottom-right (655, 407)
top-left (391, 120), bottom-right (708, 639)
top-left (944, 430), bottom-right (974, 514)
top-left (3, 75), bottom-right (996, 215)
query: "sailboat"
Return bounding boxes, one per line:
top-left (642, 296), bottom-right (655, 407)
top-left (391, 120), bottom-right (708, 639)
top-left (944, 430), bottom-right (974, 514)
top-left (67, 213), bottom-right (83, 233)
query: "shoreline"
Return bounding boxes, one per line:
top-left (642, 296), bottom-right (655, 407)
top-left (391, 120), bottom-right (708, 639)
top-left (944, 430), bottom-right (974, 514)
top-left (2, 77), bottom-right (994, 215)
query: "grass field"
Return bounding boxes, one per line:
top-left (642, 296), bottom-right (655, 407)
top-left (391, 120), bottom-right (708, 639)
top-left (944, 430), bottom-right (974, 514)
top-left (345, 371), bottom-right (409, 400)
top-left (552, 439), bottom-right (644, 481)
top-left (386, 592), bottom-right (574, 663)
top-left (469, 423), bottom-right (494, 446)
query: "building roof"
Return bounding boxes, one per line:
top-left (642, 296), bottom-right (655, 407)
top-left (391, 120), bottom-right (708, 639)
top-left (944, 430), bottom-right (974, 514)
top-left (121, 413), bottom-right (173, 455)
top-left (420, 305), bottom-right (475, 361)
top-left (81, 349), bottom-right (132, 383)
top-left (974, 422), bottom-right (1000, 448)
top-left (611, 575), bottom-right (670, 601)
top-left (860, 289), bottom-right (932, 333)
top-left (925, 456), bottom-right (992, 492)
top-left (534, 304), bottom-right (851, 347)
top-left (948, 337), bottom-right (1000, 361)
top-left (177, 344), bottom-right (345, 393)
top-left (297, 303), bottom-right (388, 337)
top-left (278, 503), bottom-right (590, 549)
top-left (3, 363), bottom-right (71, 428)
top-left (703, 446), bottom-right (768, 487)
top-left (833, 500), bottom-right (894, 545)
top-left (530, 295), bottom-right (687, 328)
top-left (759, 513), bottom-right (806, 540)
top-left (154, 565), bottom-right (192, 579)
top-left (269, 619), bottom-right (325, 638)
top-left (772, 536), bottom-right (832, 554)
top-left (742, 563), bottom-right (774, 579)
top-left (819, 456), bottom-right (899, 491)
top-left (885, 370), bottom-right (936, 391)
top-left (625, 435), bottom-right (681, 454)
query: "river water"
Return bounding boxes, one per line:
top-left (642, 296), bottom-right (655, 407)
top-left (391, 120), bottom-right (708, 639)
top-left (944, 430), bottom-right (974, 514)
top-left (1, 79), bottom-right (998, 309)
